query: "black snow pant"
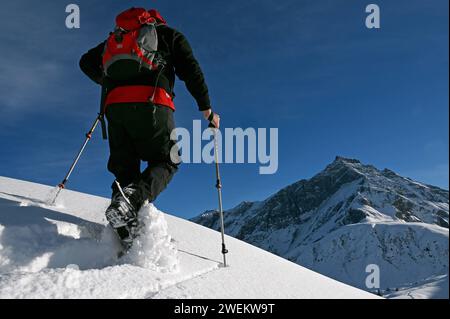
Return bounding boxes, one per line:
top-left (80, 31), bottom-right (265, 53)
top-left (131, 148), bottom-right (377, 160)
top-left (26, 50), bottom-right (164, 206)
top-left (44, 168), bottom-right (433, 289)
top-left (105, 103), bottom-right (179, 202)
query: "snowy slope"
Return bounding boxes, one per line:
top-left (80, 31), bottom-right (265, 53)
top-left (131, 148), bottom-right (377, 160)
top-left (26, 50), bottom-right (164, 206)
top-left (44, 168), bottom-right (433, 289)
top-left (192, 157), bottom-right (449, 299)
top-left (385, 275), bottom-right (448, 299)
top-left (0, 176), bottom-right (377, 299)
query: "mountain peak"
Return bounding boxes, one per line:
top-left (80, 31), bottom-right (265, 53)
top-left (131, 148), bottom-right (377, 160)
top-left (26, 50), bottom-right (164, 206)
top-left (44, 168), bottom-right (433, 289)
top-left (333, 156), bottom-right (362, 165)
top-left (193, 157), bottom-right (449, 299)
top-left (381, 168), bottom-right (400, 178)
top-left (319, 156), bottom-right (367, 179)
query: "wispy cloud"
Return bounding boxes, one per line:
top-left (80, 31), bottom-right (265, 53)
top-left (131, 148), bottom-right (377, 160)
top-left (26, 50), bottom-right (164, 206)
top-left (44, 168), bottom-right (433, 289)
top-left (0, 61), bottom-right (65, 113)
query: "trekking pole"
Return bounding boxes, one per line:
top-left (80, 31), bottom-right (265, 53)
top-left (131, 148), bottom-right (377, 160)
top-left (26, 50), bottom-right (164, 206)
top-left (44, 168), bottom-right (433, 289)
top-left (209, 123), bottom-right (228, 267)
top-left (57, 114), bottom-right (102, 190)
top-left (50, 87), bottom-right (107, 205)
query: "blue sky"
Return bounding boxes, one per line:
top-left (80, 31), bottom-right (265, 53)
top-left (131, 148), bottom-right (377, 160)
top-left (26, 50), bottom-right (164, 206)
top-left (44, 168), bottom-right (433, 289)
top-left (0, 0), bottom-right (448, 218)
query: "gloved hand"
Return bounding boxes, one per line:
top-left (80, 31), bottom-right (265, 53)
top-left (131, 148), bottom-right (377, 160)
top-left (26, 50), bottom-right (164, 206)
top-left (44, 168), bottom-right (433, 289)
top-left (203, 109), bottom-right (220, 129)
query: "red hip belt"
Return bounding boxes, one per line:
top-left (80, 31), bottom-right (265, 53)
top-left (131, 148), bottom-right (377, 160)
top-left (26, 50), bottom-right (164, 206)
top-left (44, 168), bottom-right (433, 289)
top-left (105, 85), bottom-right (175, 110)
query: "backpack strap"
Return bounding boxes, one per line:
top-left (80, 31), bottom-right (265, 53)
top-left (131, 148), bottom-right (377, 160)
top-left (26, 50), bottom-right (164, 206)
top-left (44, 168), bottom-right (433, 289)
top-left (99, 85), bottom-right (108, 140)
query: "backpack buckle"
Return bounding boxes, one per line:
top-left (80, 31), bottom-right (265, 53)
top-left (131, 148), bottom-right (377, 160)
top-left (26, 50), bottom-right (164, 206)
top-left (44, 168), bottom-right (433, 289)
top-left (113, 29), bottom-right (124, 43)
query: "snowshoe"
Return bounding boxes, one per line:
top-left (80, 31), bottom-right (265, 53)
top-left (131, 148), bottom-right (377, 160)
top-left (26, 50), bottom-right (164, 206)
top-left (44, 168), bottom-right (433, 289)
top-left (116, 218), bottom-right (147, 258)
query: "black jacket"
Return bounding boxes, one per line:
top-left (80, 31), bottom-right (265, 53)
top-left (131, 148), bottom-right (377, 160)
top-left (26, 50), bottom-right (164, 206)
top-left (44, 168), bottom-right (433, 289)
top-left (79, 24), bottom-right (211, 111)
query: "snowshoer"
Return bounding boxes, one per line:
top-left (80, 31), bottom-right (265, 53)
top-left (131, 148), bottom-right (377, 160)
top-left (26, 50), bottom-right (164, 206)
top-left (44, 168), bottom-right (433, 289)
top-left (79, 8), bottom-right (220, 249)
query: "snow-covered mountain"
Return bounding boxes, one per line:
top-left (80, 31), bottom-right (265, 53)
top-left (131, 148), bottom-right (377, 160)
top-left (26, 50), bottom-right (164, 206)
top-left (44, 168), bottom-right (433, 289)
top-left (0, 176), bottom-right (377, 299)
top-left (192, 157), bottom-right (449, 299)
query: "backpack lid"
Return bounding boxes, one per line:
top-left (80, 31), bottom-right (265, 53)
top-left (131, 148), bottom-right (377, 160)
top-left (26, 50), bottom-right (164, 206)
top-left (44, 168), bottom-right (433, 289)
top-left (147, 9), bottom-right (167, 25)
top-left (116, 7), bottom-right (167, 31)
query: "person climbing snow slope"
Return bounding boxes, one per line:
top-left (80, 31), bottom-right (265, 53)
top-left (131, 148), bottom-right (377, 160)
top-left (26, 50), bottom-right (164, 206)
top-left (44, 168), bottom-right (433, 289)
top-left (79, 7), bottom-right (220, 249)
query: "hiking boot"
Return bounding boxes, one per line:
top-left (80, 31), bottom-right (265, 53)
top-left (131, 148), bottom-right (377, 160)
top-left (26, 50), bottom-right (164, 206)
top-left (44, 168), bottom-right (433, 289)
top-left (105, 179), bottom-right (150, 231)
top-left (105, 189), bottom-right (137, 228)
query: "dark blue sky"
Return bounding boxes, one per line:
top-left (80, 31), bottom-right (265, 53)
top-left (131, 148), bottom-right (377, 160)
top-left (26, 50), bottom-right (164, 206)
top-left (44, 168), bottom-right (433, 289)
top-left (0, 0), bottom-right (448, 218)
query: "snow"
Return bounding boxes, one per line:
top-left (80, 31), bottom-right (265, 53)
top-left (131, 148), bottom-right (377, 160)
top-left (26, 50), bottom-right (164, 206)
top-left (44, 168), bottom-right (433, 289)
top-left (0, 176), bottom-right (377, 299)
top-left (124, 206), bottom-right (179, 272)
top-left (292, 222), bottom-right (448, 297)
top-left (386, 275), bottom-right (449, 299)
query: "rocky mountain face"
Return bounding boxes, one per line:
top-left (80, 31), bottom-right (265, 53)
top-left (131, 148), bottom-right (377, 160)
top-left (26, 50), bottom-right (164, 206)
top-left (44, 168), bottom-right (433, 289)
top-left (192, 157), bottom-right (449, 297)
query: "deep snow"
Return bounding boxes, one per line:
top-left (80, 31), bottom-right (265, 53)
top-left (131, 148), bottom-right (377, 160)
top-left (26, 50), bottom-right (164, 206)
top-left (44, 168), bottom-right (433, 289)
top-left (0, 176), bottom-right (378, 299)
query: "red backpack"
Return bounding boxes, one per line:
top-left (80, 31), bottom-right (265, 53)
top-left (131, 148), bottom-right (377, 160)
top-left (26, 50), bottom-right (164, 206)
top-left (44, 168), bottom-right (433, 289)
top-left (102, 8), bottom-right (167, 81)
